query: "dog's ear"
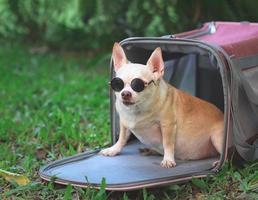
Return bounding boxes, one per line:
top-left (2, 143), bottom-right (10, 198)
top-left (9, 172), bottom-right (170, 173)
top-left (147, 47), bottom-right (164, 80)
top-left (112, 42), bottom-right (128, 72)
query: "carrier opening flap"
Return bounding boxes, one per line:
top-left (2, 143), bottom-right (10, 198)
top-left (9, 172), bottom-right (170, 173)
top-left (40, 140), bottom-right (218, 190)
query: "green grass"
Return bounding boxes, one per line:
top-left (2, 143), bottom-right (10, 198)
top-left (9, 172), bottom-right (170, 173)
top-left (0, 43), bottom-right (258, 199)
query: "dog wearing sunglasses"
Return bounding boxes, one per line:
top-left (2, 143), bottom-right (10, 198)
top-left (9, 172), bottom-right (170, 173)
top-left (100, 43), bottom-right (224, 168)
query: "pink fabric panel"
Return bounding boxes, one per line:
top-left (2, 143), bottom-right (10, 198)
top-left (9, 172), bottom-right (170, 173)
top-left (200, 22), bottom-right (258, 58)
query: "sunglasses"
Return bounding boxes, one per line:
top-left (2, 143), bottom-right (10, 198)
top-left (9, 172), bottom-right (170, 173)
top-left (110, 77), bottom-right (155, 92)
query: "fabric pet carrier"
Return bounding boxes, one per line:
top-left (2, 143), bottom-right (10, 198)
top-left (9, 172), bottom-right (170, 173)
top-left (40, 21), bottom-right (258, 191)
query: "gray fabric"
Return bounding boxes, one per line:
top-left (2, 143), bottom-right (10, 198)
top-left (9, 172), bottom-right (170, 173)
top-left (232, 75), bottom-right (258, 161)
top-left (255, 139), bottom-right (258, 159)
top-left (197, 55), bottom-right (224, 111)
top-left (164, 54), bottom-right (197, 96)
top-left (163, 60), bottom-right (175, 83)
top-left (231, 57), bottom-right (258, 161)
top-left (41, 141), bottom-right (217, 186)
top-left (241, 69), bottom-right (258, 106)
top-left (233, 53), bottom-right (258, 72)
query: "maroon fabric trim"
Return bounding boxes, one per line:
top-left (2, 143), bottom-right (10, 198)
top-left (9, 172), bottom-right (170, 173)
top-left (176, 22), bottom-right (258, 59)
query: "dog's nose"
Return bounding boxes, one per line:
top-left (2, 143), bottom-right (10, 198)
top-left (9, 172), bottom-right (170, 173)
top-left (121, 91), bottom-right (132, 99)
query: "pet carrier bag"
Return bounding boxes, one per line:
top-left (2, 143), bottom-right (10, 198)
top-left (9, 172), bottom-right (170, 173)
top-left (40, 21), bottom-right (258, 191)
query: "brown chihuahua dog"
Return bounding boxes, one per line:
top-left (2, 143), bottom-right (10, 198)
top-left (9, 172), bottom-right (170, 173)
top-left (100, 43), bottom-right (224, 168)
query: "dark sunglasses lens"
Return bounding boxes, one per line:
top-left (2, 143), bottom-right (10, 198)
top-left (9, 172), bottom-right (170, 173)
top-left (110, 78), bottom-right (124, 92)
top-left (131, 78), bottom-right (145, 92)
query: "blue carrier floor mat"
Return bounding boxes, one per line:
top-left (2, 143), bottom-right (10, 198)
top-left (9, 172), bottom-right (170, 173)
top-left (39, 140), bottom-right (218, 191)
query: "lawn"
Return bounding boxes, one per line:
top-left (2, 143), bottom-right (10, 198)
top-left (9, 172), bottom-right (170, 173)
top-left (0, 43), bottom-right (257, 199)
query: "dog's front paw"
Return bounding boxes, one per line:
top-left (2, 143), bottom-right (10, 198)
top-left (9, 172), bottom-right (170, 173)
top-left (161, 159), bottom-right (176, 168)
top-left (100, 146), bottom-right (121, 156)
